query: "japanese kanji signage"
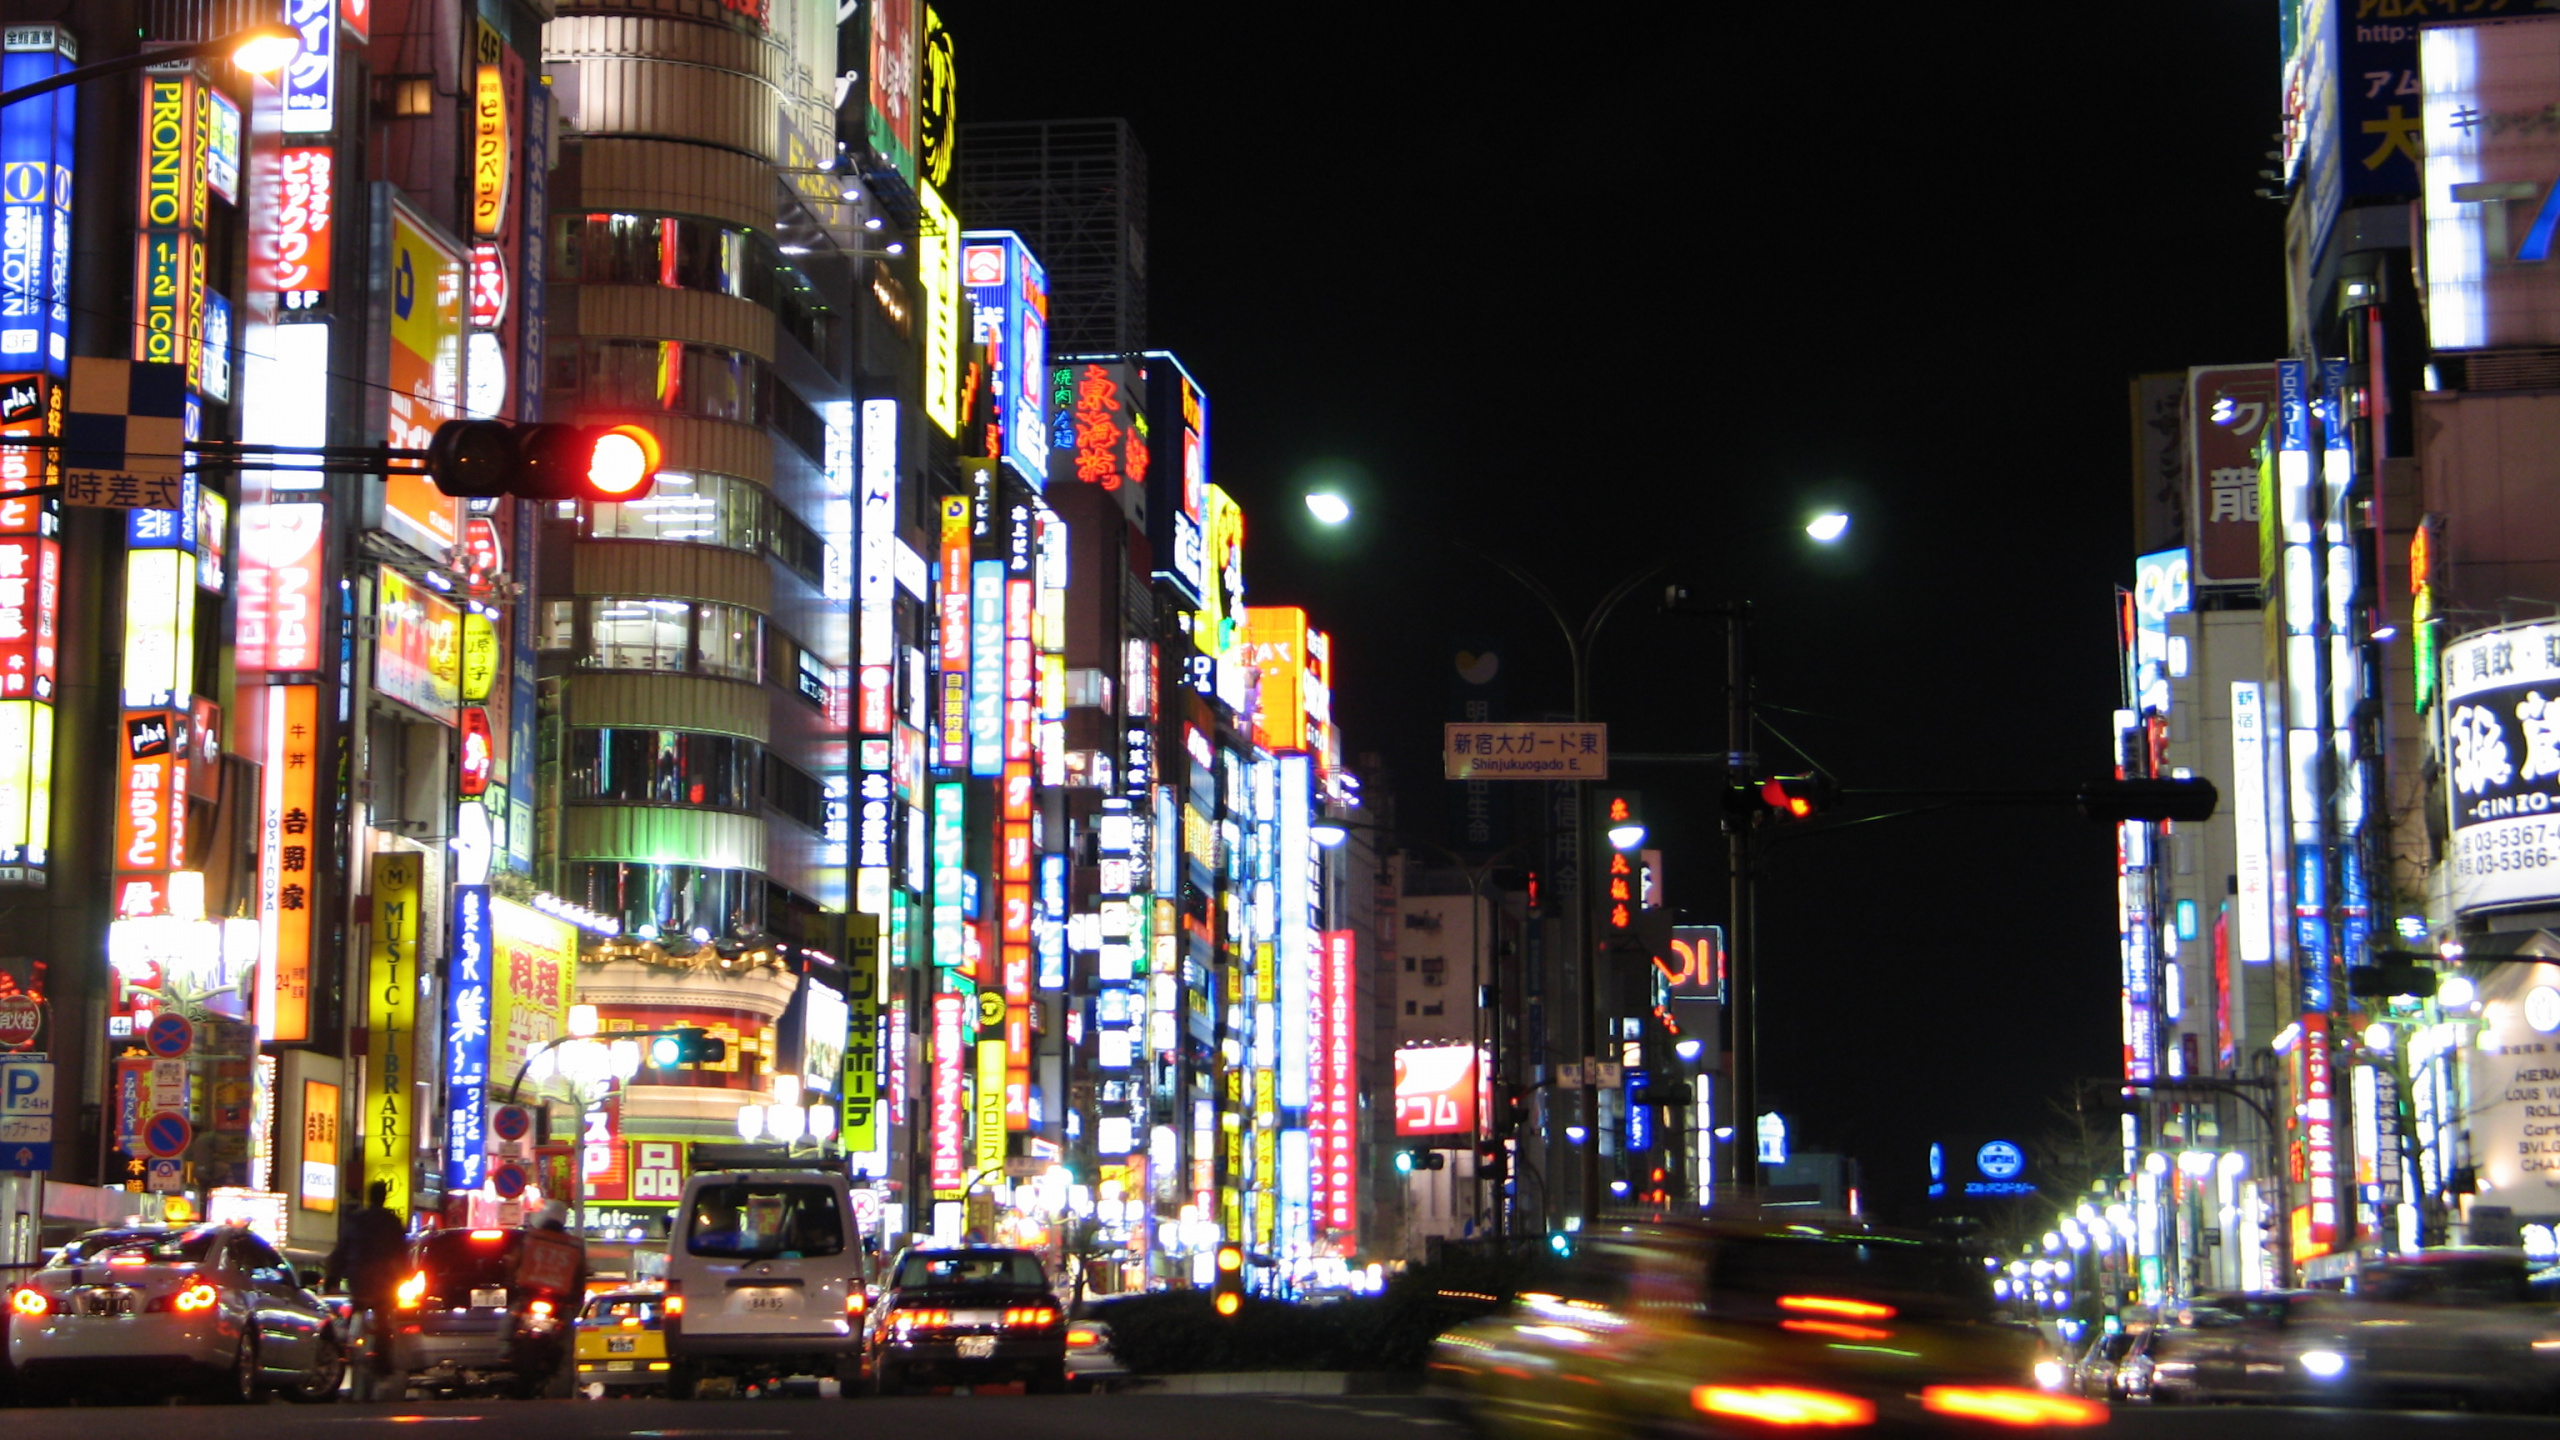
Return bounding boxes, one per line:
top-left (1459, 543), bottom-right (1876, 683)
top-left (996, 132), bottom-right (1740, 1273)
top-left (2443, 617), bottom-right (2560, 915)
top-left (60, 357), bottom-right (184, 509)
top-left (2186, 364), bottom-right (2272, 586)
top-left (445, 883), bottom-right (492, 1192)
top-left (259, 684), bottom-right (319, 1042)
top-left (1443, 721), bottom-right (1607, 780)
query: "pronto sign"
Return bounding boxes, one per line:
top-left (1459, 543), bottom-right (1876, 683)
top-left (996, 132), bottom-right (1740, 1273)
top-left (1443, 722), bottom-right (1607, 780)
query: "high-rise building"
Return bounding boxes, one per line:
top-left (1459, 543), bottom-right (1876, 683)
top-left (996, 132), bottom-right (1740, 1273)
top-left (954, 119), bottom-right (1148, 355)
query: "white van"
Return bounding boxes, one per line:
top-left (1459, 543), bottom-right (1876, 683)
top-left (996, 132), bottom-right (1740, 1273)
top-left (661, 1168), bottom-right (866, 1395)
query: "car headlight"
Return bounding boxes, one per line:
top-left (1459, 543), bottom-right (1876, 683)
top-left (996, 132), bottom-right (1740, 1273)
top-left (2033, 1359), bottom-right (2066, 1391)
top-left (2299, 1349), bottom-right (2348, 1379)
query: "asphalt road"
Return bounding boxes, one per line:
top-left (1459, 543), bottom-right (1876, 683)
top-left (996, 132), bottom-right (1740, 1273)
top-left (3, 1391), bottom-right (2559, 1439)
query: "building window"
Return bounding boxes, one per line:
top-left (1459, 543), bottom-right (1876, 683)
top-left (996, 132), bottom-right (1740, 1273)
top-left (559, 337), bottom-right (762, 427)
top-left (566, 728), bottom-right (758, 811)
top-left (586, 597), bottom-right (690, 672)
top-left (588, 470), bottom-right (762, 551)
top-left (764, 753), bottom-right (825, 832)
top-left (563, 859), bottom-right (766, 941)
top-left (696, 602), bottom-right (762, 682)
top-left (538, 599), bottom-right (576, 652)
top-left (1404, 1001), bottom-right (1416, 1016)
top-left (769, 379), bottom-right (826, 464)
top-left (574, 597), bottom-right (763, 681)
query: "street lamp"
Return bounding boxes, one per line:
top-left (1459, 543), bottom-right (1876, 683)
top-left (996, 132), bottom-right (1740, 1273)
top-left (1805, 512), bottom-right (1851, 543)
top-left (0, 23), bottom-right (301, 111)
top-left (1305, 492), bottom-right (1352, 526)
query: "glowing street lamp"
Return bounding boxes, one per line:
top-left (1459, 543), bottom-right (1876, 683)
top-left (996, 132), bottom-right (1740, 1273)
top-left (0, 23), bottom-right (301, 111)
top-left (1805, 512), bottom-right (1851, 543)
top-left (1305, 492), bottom-right (1352, 526)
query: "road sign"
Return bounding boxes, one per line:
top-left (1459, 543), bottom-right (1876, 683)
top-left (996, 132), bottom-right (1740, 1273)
top-left (0, 1058), bottom-right (52, 1171)
top-left (0, 992), bottom-right (40, 1049)
top-left (142, 1110), bottom-right (193, 1158)
top-left (146, 1158), bottom-right (183, 1193)
top-left (1444, 722), bottom-right (1608, 780)
top-left (491, 1104), bottom-right (531, 1144)
top-left (151, 1057), bottom-right (187, 1110)
top-left (144, 1012), bottom-right (194, 1058)
top-left (490, 1161), bottom-right (528, 1199)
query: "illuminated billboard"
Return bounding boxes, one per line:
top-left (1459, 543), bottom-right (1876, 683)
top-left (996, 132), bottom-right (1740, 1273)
top-left (2442, 617), bottom-right (2560, 914)
top-left (380, 198), bottom-right (463, 559)
top-left (961, 232), bottom-right (1050, 488)
top-left (259, 685), bottom-right (319, 1042)
top-left (2186, 364), bottom-right (2273, 585)
top-left (365, 852), bottom-right (423, 1214)
top-left (1050, 360), bottom-right (1147, 494)
top-left (1, 27), bottom-right (75, 379)
top-left (236, 502), bottom-right (325, 674)
top-left (2422, 17), bottom-right (2560, 351)
top-left (918, 181), bottom-right (961, 436)
top-left (1143, 355), bottom-right (1207, 603)
top-left (279, 0), bottom-right (336, 133)
top-left (865, 0), bottom-right (917, 183)
top-left (445, 884), bottom-right (492, 1192)
top-left (1393, 1044), bottom-right (1477, 1137)
top-left (376, 566), bottom-right (460, 723)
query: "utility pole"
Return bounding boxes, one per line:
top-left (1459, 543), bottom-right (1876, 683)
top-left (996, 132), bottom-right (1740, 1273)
top-left (1724, 603), bottom-right (1755, 1201)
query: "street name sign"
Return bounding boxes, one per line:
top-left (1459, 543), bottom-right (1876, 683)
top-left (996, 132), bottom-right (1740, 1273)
top-left (1444, 722), bottom-right (1608, 780)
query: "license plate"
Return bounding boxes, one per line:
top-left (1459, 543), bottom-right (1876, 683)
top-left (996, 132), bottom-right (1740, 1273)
top-left (956, 1336), bottom-right (996, 1359)
top-left (471, 1288), bottom-right (507, 1308)
top-left (606, 1335), bottom-right (636, 1354)
top-left (742, 1290), bottom-right (792, 1312)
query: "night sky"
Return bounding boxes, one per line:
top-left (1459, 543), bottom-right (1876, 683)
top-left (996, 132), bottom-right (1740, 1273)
top-left (956, 4), bottom-right (2285, 1218)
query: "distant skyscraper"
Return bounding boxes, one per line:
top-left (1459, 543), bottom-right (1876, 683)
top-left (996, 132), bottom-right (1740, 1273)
top-left (955, 119), bottom-right (1148, 354)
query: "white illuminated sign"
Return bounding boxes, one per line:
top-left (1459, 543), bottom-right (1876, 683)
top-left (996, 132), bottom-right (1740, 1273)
top-left (2231, 681), bottom-right (2273, 963)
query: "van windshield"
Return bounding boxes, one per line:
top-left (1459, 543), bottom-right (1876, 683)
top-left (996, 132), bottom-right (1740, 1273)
top-left (684, 1182), bottom-right (845, 1260)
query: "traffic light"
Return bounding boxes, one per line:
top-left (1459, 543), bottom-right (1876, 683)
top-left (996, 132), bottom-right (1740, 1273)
top-left (1494, 1085), bottom-right (1531, 1137)
top-left (1212, 1244), bottom-right (1244, 1317)
top-left (426, 418), bottom-right (663, 503)
top-left (647, 1026), bottom-right (727, 1069)
top-left (1394, 1147), bottom-right (1446, 1174)
top-left (2075, 777), bottom-right (2218, 824)
top-left (1475, 1140), bottom-right (1507, 1177)
top-left (1757, 774), bottom-right (1838, 820)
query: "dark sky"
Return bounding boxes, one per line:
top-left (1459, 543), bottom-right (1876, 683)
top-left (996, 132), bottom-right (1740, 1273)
top-left (954, 4), bottom-right (2284, 1218)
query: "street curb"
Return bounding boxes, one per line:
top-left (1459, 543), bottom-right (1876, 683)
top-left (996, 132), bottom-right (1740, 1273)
top-left (1134, 1372), bottom-right (1424, 1396)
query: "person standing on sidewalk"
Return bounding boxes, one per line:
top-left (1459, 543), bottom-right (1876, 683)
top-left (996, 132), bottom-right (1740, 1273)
top-left (325, 1181), bottom-right (410, 1398)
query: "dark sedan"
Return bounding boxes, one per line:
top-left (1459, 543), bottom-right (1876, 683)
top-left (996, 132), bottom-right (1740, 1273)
top-left (865, 1246), bottom-right (1066, 1395)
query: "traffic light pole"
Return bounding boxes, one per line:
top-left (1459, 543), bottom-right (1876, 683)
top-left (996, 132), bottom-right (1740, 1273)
top-left (1725, 603), bottom-right (1757, 1204)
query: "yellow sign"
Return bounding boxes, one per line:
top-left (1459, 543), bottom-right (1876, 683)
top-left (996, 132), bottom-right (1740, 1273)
top-left (1198, 484), bottom-right (1244, 658)
top-left (490, 898), bottom-right (576, 1090)
top-left (366, 852), bottom-right (424, 1216)
top-left (0, 700), bottom-right (53, 871)
top-left (470, 63), bottom-right (508, 237)
top-left (383, 199), bottom-right (463, 559)
top-left (919, 180), bottom-right (962, 438)
top-left (460, 610), bottom-right (497, 702)
top-left (974, 1038), bottom-right (1006, 1179)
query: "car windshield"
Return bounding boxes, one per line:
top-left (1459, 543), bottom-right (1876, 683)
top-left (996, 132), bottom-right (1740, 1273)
top-left (684, 1182), bottom-right (844, 1260)
top-left (583, 1296), bottom-right (661, 1324)
top-left (893, 1250), bottom-right (1047, 1289)
top-left (59, 1227), bottom-right (219, 1267)
top-left (417, 1229), bottom-right (521, 1291)
top-left (1708, 1233), bottom-right (1994, 1322)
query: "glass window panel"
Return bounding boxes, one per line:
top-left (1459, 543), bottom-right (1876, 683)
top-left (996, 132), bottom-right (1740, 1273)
top-left (538, 598), bottom-right (576, 651)
top-left (697, 602), bottom-right (761, 682)
top-left (585, 596), bottom-right (690, 672)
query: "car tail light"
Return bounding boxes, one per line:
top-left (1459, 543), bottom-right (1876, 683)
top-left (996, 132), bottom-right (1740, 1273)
top-left (173, 1282), bottom-right (220, 1314)
top-left (1066, 1325), bottom-right (1100, 1346)
top-left (395, 1270), bottom-right (428, 1310)
top-left (846, 1292), bottom-right (867, 1317)
top-left (662, 1284), bottom-right (683, 1318)
top-left (1692, 1385), bottom-right (1875, 1427)
top-left (9, 1287), bottom-right (47, 1318)
top-left (896, 1307), bottom-right (951, 1332)
top-left (107, 1253), bottom-right (148, 1267)
top-left (529, 1299), bottom-right (554, 1318)
top-left (470, 1229), bottom-right (505, 1241)
top-left (1919, 1387), bottom-right (2105, 1427)
top-left (1775, 1295), bottom-right (1897, 1321)
top-left (1003, 1305), bottom-right (1058, 1328)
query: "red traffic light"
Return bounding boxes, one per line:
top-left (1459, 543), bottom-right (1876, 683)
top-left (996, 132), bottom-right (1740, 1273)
top-left (425, 420), bottom-right (662, 503)
top-left (1759, 775), bottom-right (1834, 819)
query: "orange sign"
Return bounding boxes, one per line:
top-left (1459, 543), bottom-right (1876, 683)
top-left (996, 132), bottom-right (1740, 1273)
top-left (261, 684), bottom-right (320, 1042)
top-left (301, 1079), bottom-right (340, 1213)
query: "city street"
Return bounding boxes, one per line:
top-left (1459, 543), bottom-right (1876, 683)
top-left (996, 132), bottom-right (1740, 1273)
top-left (1, 1393), bottom-right (2557, 1439)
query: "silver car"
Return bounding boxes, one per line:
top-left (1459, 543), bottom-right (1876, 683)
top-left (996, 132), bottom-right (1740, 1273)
top-left (7, 1224), bottom-right (344, 1403)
